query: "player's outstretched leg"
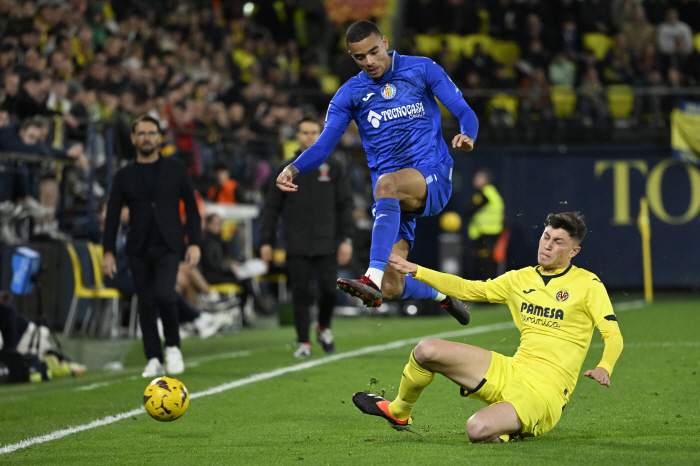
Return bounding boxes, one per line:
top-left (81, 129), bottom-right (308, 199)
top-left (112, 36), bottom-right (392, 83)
top-left (337, 197), bottom-right (401, 308)
top-left (399, 275), bottom-right (471, 325)
top-left (352, 393), bottom-right (412, 431)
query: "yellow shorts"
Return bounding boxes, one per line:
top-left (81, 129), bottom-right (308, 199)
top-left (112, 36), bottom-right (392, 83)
top-left (464, 352), bottom-right (567, 438)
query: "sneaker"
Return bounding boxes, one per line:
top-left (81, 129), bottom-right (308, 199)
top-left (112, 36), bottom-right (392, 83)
top-left (194, 312), bottom-right (226, 339)
top-left (441, 296), bottom-right (471, 325)
top-left (293, 342), bottom-right (311, 358)
top-left (316, 327), bottom-right (335, 354)
top-left (165, 346), bottom-right (185, 375)
top-left (352, 392), bottom-right (412, 431)
top-left (337, 275), bottom-right (382, 308)
top-left (142, 357), bottom-right (164, 378)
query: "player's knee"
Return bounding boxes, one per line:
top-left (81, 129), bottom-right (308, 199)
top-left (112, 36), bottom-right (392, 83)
top-left (466, 416), bottom-right (491, 443)
top-left (375, 174), bottom-right (398, 198)
top-left (413, 339), bottom-right (440, 366)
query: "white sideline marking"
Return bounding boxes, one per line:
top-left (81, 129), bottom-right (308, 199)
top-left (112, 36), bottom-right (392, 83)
top-left (0, 321), bottom-right (514, 455)
top-left (77, 376), bottom-right (138, 391)
top-left (613, 299), bottom-right (646, 311)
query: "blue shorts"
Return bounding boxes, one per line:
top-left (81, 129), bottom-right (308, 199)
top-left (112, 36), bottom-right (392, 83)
top-left (370, 164), bottom-right (453, 250)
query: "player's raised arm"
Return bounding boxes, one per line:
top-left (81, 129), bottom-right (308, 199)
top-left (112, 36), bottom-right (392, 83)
top-left (584, 317), bottom-right (623, 387)
top-left (425, 60), bottom-right (479, 152)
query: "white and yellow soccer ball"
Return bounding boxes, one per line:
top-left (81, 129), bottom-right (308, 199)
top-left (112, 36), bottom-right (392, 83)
top-left (143, 376), bottom-right (190, 422)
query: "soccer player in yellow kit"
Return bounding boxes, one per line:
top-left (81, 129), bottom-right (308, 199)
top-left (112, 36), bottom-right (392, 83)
top-left (353, 212), bottom-right (623, 442)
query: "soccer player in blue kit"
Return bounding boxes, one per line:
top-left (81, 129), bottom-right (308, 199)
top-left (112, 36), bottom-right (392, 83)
top-left (276, 21), bottom-right (478, 324)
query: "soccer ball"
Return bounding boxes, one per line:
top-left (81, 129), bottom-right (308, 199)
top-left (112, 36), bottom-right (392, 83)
top-left (143, 376), bottom-right (190, 422)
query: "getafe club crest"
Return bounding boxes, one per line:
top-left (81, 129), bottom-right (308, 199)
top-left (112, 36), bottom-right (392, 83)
top-left (381, 83), bottom-right (397, 99)
top-left (555, 289), bottom-right (569, 302)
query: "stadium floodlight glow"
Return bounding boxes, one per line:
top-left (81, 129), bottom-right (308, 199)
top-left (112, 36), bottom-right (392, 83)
top-left (243, 2), bottom-right (255, 17)
top-left (405, 305), bottom-right (418, 316)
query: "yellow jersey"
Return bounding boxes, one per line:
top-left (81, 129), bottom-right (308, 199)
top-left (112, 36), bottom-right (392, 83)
top-left (415, 264), bottom-right (623, 402)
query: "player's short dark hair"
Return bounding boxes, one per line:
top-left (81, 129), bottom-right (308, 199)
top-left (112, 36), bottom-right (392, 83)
top-left (214, 161), bottom-right (229, 172)
top-left (545, 212), bottom-right (587, 244)
top-left (346, 20), bottom-right (381, 45)
top-left (297, 116), bottom-right (321, 132)
top-left (20, 116), bottom-right (48, 131)
top-left (130, 115), bottom-right (161, 134)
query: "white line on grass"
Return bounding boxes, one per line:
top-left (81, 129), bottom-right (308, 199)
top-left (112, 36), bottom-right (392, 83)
top-left (0, 321), bottom-right (514, 455)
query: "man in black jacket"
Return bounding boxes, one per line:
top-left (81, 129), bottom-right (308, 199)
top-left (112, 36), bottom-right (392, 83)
top-left (102, 115), bottom-right (201, 378)
top-left (260, 117), bottom-right (354, 358)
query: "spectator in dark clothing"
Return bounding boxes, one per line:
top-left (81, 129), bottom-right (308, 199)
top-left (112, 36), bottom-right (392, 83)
top-left (259, 117), bottom-right (354, 358)
top-left (199, 213), bottom-right (257, 326)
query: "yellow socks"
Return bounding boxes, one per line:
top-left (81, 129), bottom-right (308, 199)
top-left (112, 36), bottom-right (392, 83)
top-left (388, 351), bottom-right (435, 420)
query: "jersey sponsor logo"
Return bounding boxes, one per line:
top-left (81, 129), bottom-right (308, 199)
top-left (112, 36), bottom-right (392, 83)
top-left (367, 102), bottom-right (426, 128)
top-left (381, 102), bottom-right (425, 120)
top-left (555, 290), bottom-right (569, 302)
top-left (367, 110), bottom-right (382, 128)
top-left (520, 302), bottom-right (564, 325)
top-left (381, 83), bottom-right (397, 99)
top-left (362, 92), bottom-right (375, 101)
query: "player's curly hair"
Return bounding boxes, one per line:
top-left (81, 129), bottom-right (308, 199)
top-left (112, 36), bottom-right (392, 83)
top-left (346, 20), bottom-right (381, 45)
top-left (545, 212), bottom-right (587, 244)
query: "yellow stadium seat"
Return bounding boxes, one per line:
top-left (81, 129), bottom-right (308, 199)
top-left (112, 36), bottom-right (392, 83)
top-left (488, 93), bottom-right (519, 123)
top-left (64, 243), bottom-right (123, 338)
top-left (607, 84), bottom-right (635, 119)
top-left (490, 40), bottom-right (521, 65)
top-left (694, 33), bottom-right (700, 53)
top-left (209, 283), bottom-right (244, 295)
top-left (583, 32), bottom-right (613, 61)
top-left (442, 34), bottom-right (464, 56)
top-left (414, 34), bottom-right (442, 56)
top-left (319, 73), bottom-right (340, 95)
top-left (550, 85), bottom-right (577, 118)
top-left (461, 34), bottom-right (493, 57)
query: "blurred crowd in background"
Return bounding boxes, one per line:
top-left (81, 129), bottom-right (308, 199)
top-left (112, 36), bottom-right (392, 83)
top-left (0, 0), bottom-right (698, 245)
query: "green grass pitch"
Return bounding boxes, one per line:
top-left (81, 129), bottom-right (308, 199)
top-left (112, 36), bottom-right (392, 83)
top-left (1, 297), bottom-right (699, 465)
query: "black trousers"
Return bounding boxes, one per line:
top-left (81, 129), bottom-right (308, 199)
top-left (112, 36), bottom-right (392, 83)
top-left (287, 254), bottom-right (337, 343)
top-left (128, 249), bottom-right (181, 362)
top-left (472, 234), bottom-right (500, 281)
top-left (0, 302), bottom-right (29, 350)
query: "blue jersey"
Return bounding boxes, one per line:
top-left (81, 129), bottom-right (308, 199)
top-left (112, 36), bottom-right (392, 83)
top-left (292, 52), bottom-right (478, 176)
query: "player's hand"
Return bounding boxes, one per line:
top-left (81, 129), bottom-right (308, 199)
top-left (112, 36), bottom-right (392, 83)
top-left (452, 134), bottom-right (474, 152)
top-left (260, 244), bottom-right (273, 264)
top-left (276, 166), bottom-right (298, 192)
top-left (184, 245), bottom-right (201, 268)
top-left (583, 367), bottom-right (610, 387)
top-left (337, 242), bottom-right (352, 266)
top-left (103, 252), bottom-right (117, 279)
top-left (388, 253), bottom-right (418, 276)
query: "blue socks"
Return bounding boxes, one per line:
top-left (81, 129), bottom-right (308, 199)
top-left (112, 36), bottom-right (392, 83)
top-left (398, 275), bottom-right (439, 300)
top-left (369, 198), bottom-right (401, 271)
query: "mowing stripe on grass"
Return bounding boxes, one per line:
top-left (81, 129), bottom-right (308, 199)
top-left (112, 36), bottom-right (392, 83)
top-left (0, 321), bottom-right (514, 456)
